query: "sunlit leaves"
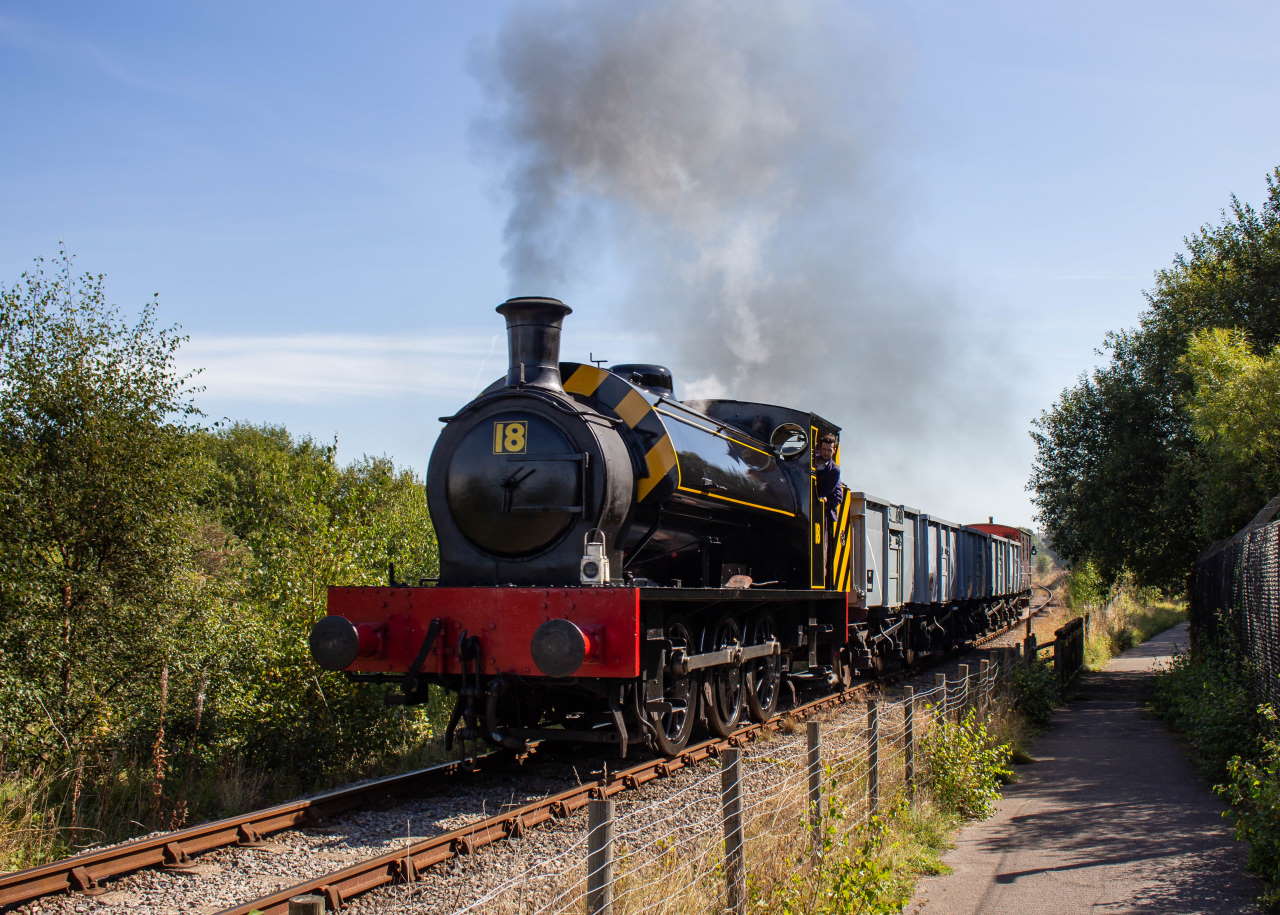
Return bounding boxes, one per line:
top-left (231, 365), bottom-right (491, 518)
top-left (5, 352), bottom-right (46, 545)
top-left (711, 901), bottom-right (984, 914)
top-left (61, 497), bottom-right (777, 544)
top-left (1030, 167), bottom-right (1280, 588)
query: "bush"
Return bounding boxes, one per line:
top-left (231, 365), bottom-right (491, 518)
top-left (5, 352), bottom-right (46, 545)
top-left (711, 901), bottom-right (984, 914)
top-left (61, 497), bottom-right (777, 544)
top-left (1152, 629), bottom-right (1280, 907)
top-left (1067, 560), bottom-right (1106, 609)
top-left (1216, 706), bottom-right (1280, 909)
top-left (1151, 633), bottom-right (1255, 777)
top-left (922, 710), bottom-right (1013, 819)
top-left (0, 253), bottom-right (446, 864)
top-left (1009, 659), bottom-right (1059, 728)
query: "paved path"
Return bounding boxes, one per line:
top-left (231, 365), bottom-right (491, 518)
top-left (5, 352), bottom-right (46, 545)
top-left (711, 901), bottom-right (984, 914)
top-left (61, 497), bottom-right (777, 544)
top-left (910, 622), bottom-right (1261, 914)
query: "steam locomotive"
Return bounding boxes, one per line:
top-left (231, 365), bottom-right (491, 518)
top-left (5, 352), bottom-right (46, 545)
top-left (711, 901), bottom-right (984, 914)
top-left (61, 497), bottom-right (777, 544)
top-left (309, 298), bottom-right (1032, 755)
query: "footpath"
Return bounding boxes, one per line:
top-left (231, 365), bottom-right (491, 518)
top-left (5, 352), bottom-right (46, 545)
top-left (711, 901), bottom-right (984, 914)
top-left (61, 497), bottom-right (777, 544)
top-left (910, 622), bottom-right (1262, 914)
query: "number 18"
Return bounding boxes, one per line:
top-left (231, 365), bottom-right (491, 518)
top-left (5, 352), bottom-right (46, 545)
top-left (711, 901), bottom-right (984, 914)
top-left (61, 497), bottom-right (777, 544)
top-left (493, 421), bottom-right (528, 454)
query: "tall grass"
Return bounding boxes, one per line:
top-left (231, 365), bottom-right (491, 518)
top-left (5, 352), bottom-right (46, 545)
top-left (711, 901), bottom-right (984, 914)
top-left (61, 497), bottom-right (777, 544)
top-left (0, 695), bottom-right (455, 872)
top-left (0, 769), bottom-right (70, 872)
top-left (1080, 587), bottom-right (1186, 669)
top-left (1061, 565), bottom-right (1187, 670)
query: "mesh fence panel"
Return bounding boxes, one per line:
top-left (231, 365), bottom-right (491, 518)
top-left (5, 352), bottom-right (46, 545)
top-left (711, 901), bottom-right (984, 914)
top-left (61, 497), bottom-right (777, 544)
top-left (433, 670), bottom-right (1004, 914)
top-left (1192, 513), bottom-right (1280, 708)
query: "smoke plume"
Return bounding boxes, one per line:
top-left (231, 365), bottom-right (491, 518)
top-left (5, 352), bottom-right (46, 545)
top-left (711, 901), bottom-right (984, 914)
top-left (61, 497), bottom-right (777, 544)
top-left (475, 0), bottom-right (1012, 507)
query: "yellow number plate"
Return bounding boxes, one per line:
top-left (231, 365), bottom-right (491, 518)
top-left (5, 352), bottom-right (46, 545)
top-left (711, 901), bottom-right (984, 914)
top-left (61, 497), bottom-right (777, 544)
top-left (493, 420), bottom-right (528, 454)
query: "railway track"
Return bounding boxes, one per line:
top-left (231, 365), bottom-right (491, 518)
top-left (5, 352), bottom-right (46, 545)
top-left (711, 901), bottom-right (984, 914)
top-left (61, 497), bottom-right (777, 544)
top-left (0, 755), bottom-right (511, 910)
top-left (2, 597), bottom-right (1051, 913)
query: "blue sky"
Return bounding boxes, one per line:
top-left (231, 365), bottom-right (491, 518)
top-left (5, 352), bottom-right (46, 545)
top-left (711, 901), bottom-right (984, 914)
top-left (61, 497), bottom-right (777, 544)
top-left (3, 0), bottom-right (1277, 528)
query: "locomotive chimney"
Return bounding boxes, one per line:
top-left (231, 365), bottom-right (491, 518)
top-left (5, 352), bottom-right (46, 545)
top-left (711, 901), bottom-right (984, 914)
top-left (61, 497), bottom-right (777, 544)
top-left (496, 296), bottom-right (573, 391)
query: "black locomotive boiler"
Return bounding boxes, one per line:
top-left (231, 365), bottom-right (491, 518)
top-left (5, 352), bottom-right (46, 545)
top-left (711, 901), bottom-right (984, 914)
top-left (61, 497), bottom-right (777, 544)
top-left (309, 297), bottom-right (1031, 755)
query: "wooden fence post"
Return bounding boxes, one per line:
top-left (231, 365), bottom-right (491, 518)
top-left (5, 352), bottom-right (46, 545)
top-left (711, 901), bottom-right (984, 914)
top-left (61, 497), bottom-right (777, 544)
top-left (288, 897), bottom-right (324, 915)
top-left (979, 659), bottom-right (991, 715)
top-left (867, 700), bottom-right (880, 816)
top-left (807, 721), bottom-right (822, 857)
top-left (936, 672), bottom-right (947, 719)
top-left (958, 664), bottom-right (970, 715)
top-left (721, 748), bottom-right (746, 915)
top-left (903, 687), bottom-right (916, 801)
top-left (587, 798), bottom-right (615, 915)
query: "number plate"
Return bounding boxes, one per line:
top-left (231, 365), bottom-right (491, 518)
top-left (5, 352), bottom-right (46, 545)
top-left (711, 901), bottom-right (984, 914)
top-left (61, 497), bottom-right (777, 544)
top-left (492, 420), bottom-right (528, 454)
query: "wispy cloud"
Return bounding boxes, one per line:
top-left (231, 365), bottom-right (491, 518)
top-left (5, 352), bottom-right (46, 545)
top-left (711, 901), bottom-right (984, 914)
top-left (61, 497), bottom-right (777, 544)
top-left (0, 11), bottom-right (184, 96)
top-left (177, 330), bottom-right (656, 404)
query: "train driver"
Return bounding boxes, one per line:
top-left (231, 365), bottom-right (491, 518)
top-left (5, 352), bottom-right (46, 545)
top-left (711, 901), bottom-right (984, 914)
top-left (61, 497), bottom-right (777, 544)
top-left (816, 433), bottom-right (842, 528)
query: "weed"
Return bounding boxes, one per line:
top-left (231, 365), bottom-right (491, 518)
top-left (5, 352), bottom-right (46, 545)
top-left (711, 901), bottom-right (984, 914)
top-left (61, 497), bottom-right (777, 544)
top-left (1152, 632), bottom-right (1280, 908)
top-left (921, 710), bottom-right (1013, 820)
top-left (766, 799), bottom-right (930, 915)
top-left (1008, 659), bottom-right (1059, 728)
top-left (1216, 705), bottom-right (1280, 908)
top-left (1079, 582), bottom-right (1186, 671)
top-left (1151, 634), bottom-right (1255, 777)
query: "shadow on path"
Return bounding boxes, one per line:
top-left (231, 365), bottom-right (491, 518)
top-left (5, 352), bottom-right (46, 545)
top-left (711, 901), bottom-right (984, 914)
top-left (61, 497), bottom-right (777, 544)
top-left (910, 622), bottom-right (1260, 914)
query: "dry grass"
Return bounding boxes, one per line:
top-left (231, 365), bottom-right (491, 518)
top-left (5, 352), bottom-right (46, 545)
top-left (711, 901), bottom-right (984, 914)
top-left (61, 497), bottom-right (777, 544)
top-left (500, 683), bottom-right (1012, 915)
top-left (1083, 591), bottom-right (1186, 670)
top-left (0, 701), bottom-right (459, 874)
top-left (0, 768), bottom-right (70, 871)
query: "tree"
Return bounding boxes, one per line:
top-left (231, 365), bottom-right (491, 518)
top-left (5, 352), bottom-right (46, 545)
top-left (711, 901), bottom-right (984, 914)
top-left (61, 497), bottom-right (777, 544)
top-left (0, 252), bottom-right (444, 861)
top-left (189, 424), bottom-right (441, 775)
top-left (1181, 327), bottom-right (1280, 538)
top-left (1030, 167), bottom-right (1280, 589)
top-left (0, 250), bottom-right (205, 800)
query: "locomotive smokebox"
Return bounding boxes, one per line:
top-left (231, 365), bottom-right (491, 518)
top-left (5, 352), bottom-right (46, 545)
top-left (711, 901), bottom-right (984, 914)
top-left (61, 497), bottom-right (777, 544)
top-left (497, 296), bottom-right (573, 391)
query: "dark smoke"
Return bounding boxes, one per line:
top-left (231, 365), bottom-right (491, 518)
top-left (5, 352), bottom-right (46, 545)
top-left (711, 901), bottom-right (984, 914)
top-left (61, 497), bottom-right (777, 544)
top-left (475, 0), bottom-right (1015, 511)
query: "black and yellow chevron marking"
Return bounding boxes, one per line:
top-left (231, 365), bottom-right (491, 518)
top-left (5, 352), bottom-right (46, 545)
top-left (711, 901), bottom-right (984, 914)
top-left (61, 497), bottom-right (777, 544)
top-left (830, 489), bottom-right (854, 592)
top-left (561, 363), bottom-right (678, 502)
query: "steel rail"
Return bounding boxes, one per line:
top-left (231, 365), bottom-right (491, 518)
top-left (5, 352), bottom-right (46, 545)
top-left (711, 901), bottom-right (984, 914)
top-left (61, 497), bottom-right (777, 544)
top-left (0, 754), bottom-right (504, 909)
top-left (215, 606), bottom-right (1044, 915)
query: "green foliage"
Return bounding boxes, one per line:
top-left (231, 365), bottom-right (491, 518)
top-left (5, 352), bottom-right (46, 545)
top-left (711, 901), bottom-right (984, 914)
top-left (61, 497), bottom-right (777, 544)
top-left (1151, 631), bottom-right (1256, 778)
top-left (1009, 659), bottom-right (1059, 728)
top-left (1217, 706), bottom-right (1280, 898)
top-left (0, 252), bottom-right (443, 861)
top-left (188, 423), bottom-right (442, 776)
top-left (0, 247), bottom-right (205, 771)
top-left (1216, 706), bottom-right (1280, 908)
top-left (769, 800), bottom-right (916, 915)
top-left (922, 710), bottom-right (1013, 819)
top-left (1082, 591), bottom-right (1187, 670)
top-left (1181, 327), bottom-right (1280, 539)
top-left (1031, 166), bottom-right (1280, 588)
top-left (1067, 560), bottom-right (1106, 609)
top-left (1155, 637), bottom-right (1280, 907)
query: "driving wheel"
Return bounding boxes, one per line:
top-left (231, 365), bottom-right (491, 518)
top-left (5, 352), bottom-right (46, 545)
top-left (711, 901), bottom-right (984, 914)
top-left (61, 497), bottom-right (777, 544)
top-left (745, 613), bottom-right (781, 721)
top-left (702, 616), bottom-right (745, 737)
top-left (646, 622), bottom-right (698, 755)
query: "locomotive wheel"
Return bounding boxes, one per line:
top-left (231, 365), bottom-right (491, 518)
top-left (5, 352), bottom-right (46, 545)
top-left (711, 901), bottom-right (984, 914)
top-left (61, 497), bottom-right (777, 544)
top-left (702, 617), bottom-right (745, 738)
top-left (744, 613), bottom-right (781, 722)
top-left (648, 622), bottom-right (698, 755)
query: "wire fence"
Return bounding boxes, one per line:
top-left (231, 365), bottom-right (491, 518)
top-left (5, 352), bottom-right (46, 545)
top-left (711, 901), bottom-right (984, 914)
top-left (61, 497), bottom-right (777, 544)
top-left (1191, 495), bottom-right (1280, 708)
top-left (438, 650), bottom-right (1020, 915)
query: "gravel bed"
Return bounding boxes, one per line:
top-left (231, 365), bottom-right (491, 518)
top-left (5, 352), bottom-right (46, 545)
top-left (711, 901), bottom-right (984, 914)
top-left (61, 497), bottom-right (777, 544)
top-left (14, 758), bottom-right (599, 915)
